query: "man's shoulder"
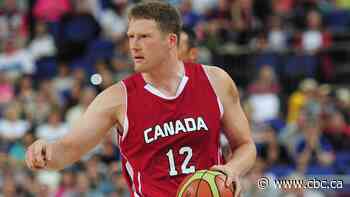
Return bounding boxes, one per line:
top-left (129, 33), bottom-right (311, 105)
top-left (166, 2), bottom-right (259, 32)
top-left (94, 83), bottom-right (125, 108)
top-left (202, 65), bottom-right (232, 86)
top-left (202, 65), bottom-right (239, 101)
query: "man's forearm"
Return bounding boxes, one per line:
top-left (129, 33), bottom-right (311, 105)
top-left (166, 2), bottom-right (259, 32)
top-left (226, 141), bottom-right (256, 177)
top-left (45, 140), bottom-right (80, 170)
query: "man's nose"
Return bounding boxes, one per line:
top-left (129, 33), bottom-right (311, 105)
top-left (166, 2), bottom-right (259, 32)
top-left (130, 40), bottom-right (141, 51)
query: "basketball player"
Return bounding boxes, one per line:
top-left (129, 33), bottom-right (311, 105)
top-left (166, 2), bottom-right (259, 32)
top-left (178, 27), bottom-right (233, 161)
top-left (178, 27), bottom-right (198, 63)
top-left (26, 2), bottom-right (256, 197)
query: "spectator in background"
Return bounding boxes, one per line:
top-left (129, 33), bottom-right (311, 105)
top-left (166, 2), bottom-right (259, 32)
top-left (74, 172), bottom-right (104, 197)
top-left (17, 75), bottom-right (37, 121)
top-left (0, 73), bottom-right (14, 106)
top-left (0, 0), bottom-right (26, 40)
top-left (0, 38), bottom-right (35, 80)
top-left (267, 15), bottom-right (288, 52)
top-left (336, 0), bottom-right (350, 9)
top-left (247, 65), bottom-right (281, 123)
top-left (191, 0), bottom-right (217, 15)
top-left (33, 0), bottom-right (71, 23)
top-left (72, 67), bottom-right (87, 85)
top-left (231, 0), bottom-right (262, 45)
top-left (57, 0), bottom-right (101, 62)
top-left (243, 158), bottom-right (280, 197)
top-left (279, 111), bottom-right (309, 158)
top-left (109, 163), bottom-right (130, 197)
top-left (300, 10), bottom-right (332, 54)
top-left (287, 78), bottom-right (318, 123)
top-left (35, 109), bottom-right (68, 141)
top-left (335, 88), bottom-right (350, 123)
top-left (271, 0), bottom-right (294, 16)
top-left (7, 132), bottom-right (34, 162)
top-left (205, 0), bottom-right (233, 44)
top-left (28, 21), bottom-right (56, 61)
top-left (0, 102), bottom-right (30, 144)
top-left (66, 87), bottom-right (97, 128)
top-left (64, 80), bottom-right (84, 110)
top-left (26, 81), bottom-right (59, 124)
top-left (55, 170), bottom-right (76, 197)
top-left (98, 0), bottom-right (127, 42)
top-left (295, 122), bottom-right (334, 173)
top-left (99, 137), bottom-right (119, 166)
top-left (1, 175), bottom-right (18, 197)
top-left (323, 111), bottom-right (350, 151)
top-left (179, 0), bottom-right (202, 29)
top-left (85, 156), bottom-right (108, 195)
top-left (111, 36), bottom-right (133, 82)
top-left (53, 64), bottom-right (74, 95)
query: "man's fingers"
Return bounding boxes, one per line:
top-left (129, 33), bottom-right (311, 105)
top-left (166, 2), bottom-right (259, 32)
top-left (210, 165), bottom-right (220, 171)
top-left (25, 147), bottom-right (33, 169)
top-left (33, 141), bottom-right (46, 166)
top-left (234, 179), bottom-right (241, 197)
top-left (33, 141), bottom-right (42, 158)
top-left (210, 165), bottom-right (241, 196)
top-left (46, 145), bottom-right (52, 162)
top-left (225, 175), bottom-right (234, 188)
top-left (210, 165), bottom-right (227, 175)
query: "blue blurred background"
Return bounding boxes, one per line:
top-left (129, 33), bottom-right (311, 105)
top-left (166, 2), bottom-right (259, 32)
top-left (0, 0), bottom-right (349, 196)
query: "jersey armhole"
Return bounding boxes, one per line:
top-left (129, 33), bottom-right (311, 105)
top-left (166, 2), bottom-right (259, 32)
top-left (201, 65), bottom-right (224, 119)
top-left (120, 81), bottom-right (129, 141)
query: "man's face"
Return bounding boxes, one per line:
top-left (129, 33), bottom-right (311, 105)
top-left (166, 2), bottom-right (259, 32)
top-left (178, 31), bottom-right (197, 63)
top-left (127, 19), bottom-right (171, 73)
top-left (178, 32), bottom-right (191, 61)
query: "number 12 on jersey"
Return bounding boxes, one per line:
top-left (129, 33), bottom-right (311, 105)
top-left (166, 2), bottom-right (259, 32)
top-left (166, 146), bottom-right (195, 176)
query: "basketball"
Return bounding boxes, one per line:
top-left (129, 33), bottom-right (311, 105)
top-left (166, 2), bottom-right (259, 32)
top-left (176, 170), bottom-right (235, 197)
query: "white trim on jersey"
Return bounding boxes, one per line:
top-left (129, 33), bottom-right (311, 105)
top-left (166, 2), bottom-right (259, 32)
top-left (126, 161), bottom-right (140, 196)
top-left (217, 96), bottom-right (224, 119)
top-left (144, 75), bottom-right (189, 100)
top-left (120, 81), bottom-right (129, 141)
top-left (122, 153), bottom-right (143, 197)
top-left (201, 64), bottom-right (224, 119)
top-left (218, 144), bottom-right (222, 165)
top-left (138, 172), bottom-right (142, 195)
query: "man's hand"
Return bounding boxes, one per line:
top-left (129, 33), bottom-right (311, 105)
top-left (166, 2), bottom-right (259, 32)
top-left (211, 164), bottom-right (241, 197)
top-left (25, 139), bottom-right (52, 170)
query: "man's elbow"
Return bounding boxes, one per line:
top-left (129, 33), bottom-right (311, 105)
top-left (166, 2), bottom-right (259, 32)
top-left (249, 139), bottom-right (257, 161)
top-left (235, 139), bottom-right (257, 160)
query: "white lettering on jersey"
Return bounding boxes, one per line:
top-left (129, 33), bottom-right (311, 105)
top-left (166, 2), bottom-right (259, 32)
top-left (197, 117), bottom-right (209, 131)
top-left (144, 116), bottom-right (209, 144)
top-left (175, 120), bottom-right (187, 134)
top-left (164, 121), bottom-right (175, 136)
top-left (184, 118), bottom-right (196, 132)
top-left (144, 128), bottom-right (153, 144)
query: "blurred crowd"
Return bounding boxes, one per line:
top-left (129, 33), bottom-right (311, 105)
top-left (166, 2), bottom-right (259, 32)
top-left (0, 0), bottom-right (349, 197)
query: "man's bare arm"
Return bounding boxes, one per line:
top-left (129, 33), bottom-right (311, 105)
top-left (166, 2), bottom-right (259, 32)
top-left (206, 66), bottom-right (256, 176)
top-left (26, 83), bottom-right (125, 170)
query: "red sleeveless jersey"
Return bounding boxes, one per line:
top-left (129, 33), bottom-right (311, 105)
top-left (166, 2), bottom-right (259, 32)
top-left (118, 62), bottom-right (223, 197)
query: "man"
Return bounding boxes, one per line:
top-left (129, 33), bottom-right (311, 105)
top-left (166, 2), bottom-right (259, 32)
top-left (178, 27), bottom-right (233, 161)
top-left (26, 1), bottom-right (256, 197)
top-left (178, 27), bottom-right (198, 63)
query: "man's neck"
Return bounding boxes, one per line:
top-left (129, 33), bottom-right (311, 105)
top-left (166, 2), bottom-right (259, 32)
top-left (142, 60), bottom-right (185, 97)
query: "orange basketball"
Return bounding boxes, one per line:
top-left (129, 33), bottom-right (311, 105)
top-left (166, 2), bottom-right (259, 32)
top-left (176, 170), bottom-right (235, 197)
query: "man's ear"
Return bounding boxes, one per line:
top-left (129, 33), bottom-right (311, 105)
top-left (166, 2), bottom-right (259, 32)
top-left (189, 48), bottom-right (198, 62)
top-left (168, 33), bottom-right (178, 48)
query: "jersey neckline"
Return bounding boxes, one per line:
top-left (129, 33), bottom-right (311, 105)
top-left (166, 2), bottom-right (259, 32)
top-left (141, 62), bottom-right (189, 100)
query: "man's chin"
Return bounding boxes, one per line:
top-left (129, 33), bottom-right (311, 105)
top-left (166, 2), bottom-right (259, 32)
top-left (134, 64), bottom-right (146, 73)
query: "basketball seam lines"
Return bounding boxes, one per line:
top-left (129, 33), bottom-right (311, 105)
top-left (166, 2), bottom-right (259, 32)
top-left (196, 170), bottom-right (209, 197)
